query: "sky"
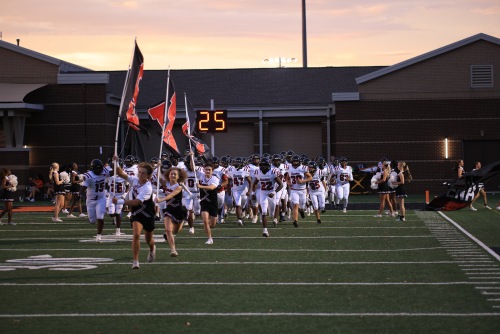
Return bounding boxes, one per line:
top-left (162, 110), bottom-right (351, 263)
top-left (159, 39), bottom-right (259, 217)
top-left (1, 0), bottom-right (500, 71)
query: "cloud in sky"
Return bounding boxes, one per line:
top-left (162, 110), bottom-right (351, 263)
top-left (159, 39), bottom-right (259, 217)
top-left (1, 0), bottom-right (499, 70)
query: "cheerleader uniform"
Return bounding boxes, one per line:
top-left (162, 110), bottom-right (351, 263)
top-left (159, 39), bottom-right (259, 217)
top-left (1, 177), bottom-right (14, 202)
top-left (162, 182), bottom-right (187, 224)
top-left (395, 172), bottom-right (407, 198)
top-left (377, 173), bottom-right (392, 194)
top-left (52, 172), bottom-right (66, 195)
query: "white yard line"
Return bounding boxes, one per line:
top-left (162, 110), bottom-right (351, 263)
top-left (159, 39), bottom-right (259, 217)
top-left (0, 247), bottom-right (448, 252)
top-left (437, 211), bottom-right (500, 262)
top-left (0, 312), bottom-right (499, 318)
top-left (0, 281), bottom-right (498, 287)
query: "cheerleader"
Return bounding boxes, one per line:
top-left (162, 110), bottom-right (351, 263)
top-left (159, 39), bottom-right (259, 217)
top-left (392, 161), bottom-right (412, 222)
top-left (373, 161), bottom-right (396, 217)
top-left (0, 169), bottom-right (16, 225)
top-left (49, 162), bottom-right (65, 222)
top-left (155, 167), bottom-right (188, 257)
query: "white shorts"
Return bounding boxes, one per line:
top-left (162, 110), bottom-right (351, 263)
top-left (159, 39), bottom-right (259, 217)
top-left (290, 189), bottom-right (307, 208)
top-left (86, 197), bottom-right (107, 223)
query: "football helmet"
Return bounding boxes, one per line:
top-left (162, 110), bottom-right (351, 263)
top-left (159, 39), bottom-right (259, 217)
top-left (220, 156), bottom-right (230, 168)
top-left (233, 157), bottom-right (243, 169)
top-left (124, 155), bottom-right (134, 167)
top-left (308, 160), bottom-right (317, 171)
top-left (291, 155), bottom-right (301, 167)
top-left (160, 159), bottom-right (172, 173)
top-left (259, 157), bottom-right (271, 173)
top-left (90, 159), bottom-right (104, 175)
top-left (149, 157), bottom-right (159, 166)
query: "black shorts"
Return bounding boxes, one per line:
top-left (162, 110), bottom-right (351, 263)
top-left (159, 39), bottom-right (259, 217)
top-left (131, 215), bottom-right (155, 232)
top-left (201, 199), bottom-right (218, 217)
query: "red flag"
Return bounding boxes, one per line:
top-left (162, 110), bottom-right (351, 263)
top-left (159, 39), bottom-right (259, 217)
top-left (147, 80), bottom-right (178, 152)
top-left (122, 42), bottom-right (144, 131)
top-left (182, 98), bottom-right (197, 137)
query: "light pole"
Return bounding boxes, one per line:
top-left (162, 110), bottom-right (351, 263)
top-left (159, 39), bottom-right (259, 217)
top-left (263, 57), bottom-right (298, 68)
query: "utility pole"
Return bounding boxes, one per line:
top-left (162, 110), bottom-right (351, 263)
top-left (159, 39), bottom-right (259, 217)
top-left (302, 0), bottom-right (308, 68)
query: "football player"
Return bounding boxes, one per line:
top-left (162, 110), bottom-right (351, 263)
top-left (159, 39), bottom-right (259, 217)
top-left (334, 157), bottom-right (353, 213)
top-left (286, 155), bottom-right (312, 227)
top-left (80, 159), bottom-right (110, 242)
top-left (307, 161), bottom-right (327, 223)
top-left (227, 157), bottom-right (252, 226)
top-left (251, 157), bottom-right (283, 237)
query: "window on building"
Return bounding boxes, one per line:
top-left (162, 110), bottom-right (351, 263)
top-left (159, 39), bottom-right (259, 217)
top-left (470, 65), bottom-right (493, 88)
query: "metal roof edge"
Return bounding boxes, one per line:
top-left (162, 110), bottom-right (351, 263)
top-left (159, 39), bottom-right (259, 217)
top-left (355, 33), bottom-right (500, 85)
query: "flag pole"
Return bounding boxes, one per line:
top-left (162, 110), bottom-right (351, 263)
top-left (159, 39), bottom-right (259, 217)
top-left (114, 38), bottom-right (136, 158)
top-left (156, 68), bottom-right (171, 194)
top-left (113, 38), bottom-right (136, 192)
top-left (184, 93), bottom-right (198, 187)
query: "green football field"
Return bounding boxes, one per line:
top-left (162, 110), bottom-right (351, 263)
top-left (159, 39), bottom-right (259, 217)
top-left (1, 205), bottom-right (500, 333)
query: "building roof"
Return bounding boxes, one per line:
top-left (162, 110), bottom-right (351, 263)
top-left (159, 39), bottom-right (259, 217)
top-left (104, 66), bottom-right (385, 110)
top-left (0, 39), bottom-right (91, 73)
top-left (356, 33), bottom-right (500, 84)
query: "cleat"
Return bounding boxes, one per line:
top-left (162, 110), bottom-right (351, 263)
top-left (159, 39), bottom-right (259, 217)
top-left (484, 205), bottom-right (492, 210)
top-left (61, 209), bottom-right (69, 214)
top-left (317, 219), bottom-right (321, 224)
top-left (273, 218), bottom-right (278, 227)
top-left (7, 221), bottom-right (16, 225)
top-left (170, 250), bottom-right (178, 257)
top-left (293, 221), bottom-right (299, 228)
top-left (79, 213), bottom-right (88, 218)
top-left (252, 215), bottom-right (258, 224)
top-left (401, 217), bottom-right (406, 222)
top-left (188, 227), bottom-right (195, 235)
top-left (205, 238), bottom-right (213, 245)
top-left (96, 234), bottom-right (102, 242)
top-left (67, 214), bottom-right (77, 218)
top-left (132, 260), bottom-right (140, 269)
top-left (342, 208), bottom-right (347, 213)
top-left (147, 245), bottom-right (156, 262)
top-left (263, 228), bottom-right (269, 237)
top-left (373, 214), bottom-right (382, 218)
top-left (299, 209), bottom-right (305, 219)
top-left (469, 206), bottom-right (477, 211)
top-left (237, 219), bottom-right (243, 226)
top-left (115, 228), bottom-right (123, 236)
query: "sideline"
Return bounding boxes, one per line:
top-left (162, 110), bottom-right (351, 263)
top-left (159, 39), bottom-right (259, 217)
top-left (438, 211), bottom-right (500, 262)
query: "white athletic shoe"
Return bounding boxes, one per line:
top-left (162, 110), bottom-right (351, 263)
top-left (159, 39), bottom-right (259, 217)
top-left (273, 218), bottom-right (278, 227)
top-left (115, 228), bottom-right (122, 236)
top-left (7, 221), bottom-right (16, 225)
top-left (373, 214), bottom-right (382, 218)
top-left (67, 214), bottom-right (77, 218)
top-left (237, 220), bottom-right (243, 226)
top-left (469, 206), bottom-right (477, 211)
top-left (170, 250), bottom-right (178, 257)
top-left (342, 208), bottom-right (347, 213)
top-left (263, 228), bottom-right (269, 237)
top-left (484, 205), bottom-right (492, 210)
top-left (79, 213), bottom-right (88, 218)
top-left (147, 245), bottom-right (156, 262)
top-left (205, 238), bottom-right (213, 245)
top-left (188, 227), bottom-right (195, 235)
top-left (96, 234), bottom-right (102, 242)
top-left (61, 209), bottom-right (69, 214)
top-left (132, 260), bottom-right (140, 269)
top-left (252, 215), bottom-right (258, 224)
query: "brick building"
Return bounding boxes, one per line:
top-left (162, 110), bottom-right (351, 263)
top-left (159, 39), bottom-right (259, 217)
top-left (1, 33), bottom-right (499, 196)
